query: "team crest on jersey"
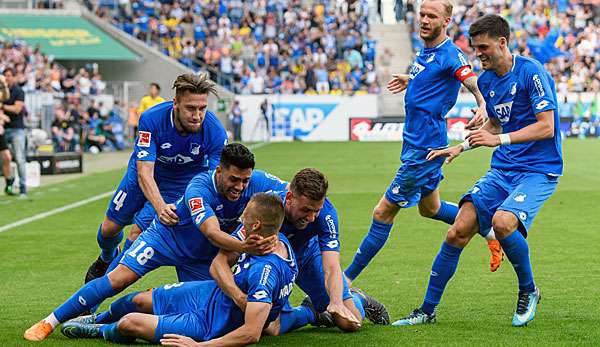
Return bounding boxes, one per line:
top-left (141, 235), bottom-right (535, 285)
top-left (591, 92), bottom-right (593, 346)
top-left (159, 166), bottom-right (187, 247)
top-left (494, 101), bottom-right (513, 123)
top-left (510, 82), bottom-right (517, 95)
top-left (425, 53), bottom-right (436, 63)
top-left (138, 131), bottom-right (151, 147)
top-left (190, 143), bottom-right (201, 155)
top-left (409, 62), bottom-right (425, 79)
top-left (188, 197), bottom-right (204, 214)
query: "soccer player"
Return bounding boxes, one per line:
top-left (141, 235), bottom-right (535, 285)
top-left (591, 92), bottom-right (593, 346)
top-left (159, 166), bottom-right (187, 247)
top-left (23, 144), bottom-right (288, 341)
top-left (84, 73), bottom-right (228, 283)
top-left (211, 168), bottom-right (390, 335)
top-left (59, 193), bottom-right (298, 346)
top-left (344, 0), bottom-right (503, 284)
top-left (393, 14), bottom-right (562, 327)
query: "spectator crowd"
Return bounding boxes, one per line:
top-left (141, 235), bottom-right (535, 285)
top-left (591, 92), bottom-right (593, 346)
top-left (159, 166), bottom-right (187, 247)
top-left (90, 0), bottom-right (380, 95)
top-left (0, 39), bottom-right (124, 154)
top-left (405, 0), bottom-right (600, 93)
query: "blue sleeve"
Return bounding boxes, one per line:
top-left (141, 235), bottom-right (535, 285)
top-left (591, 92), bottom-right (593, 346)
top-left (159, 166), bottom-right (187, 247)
top-left (184, 181), bottom-right (216, 230)
top-left (246, 261), bottom-right (278, 305)
top-left (445, 46), bottom-right (470, 76)
top-left (257, 171), bottom-right (289, 192)
top-left (230, 224), bottom-right (246, 241)
top-left (317, 200), bottom-right (340, 252)
top-left (207, 119), bottom-right (228, 170)
top-left (134, 114), bottom-right (157, 163)
top-left (524, 63), bottom-right (556, 114)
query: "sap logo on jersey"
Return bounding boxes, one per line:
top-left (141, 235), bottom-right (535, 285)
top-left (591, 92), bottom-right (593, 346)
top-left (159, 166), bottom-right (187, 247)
top-left (188, 197), bottom-right (204, 214)
top-left (138, 131), bottom-right (151, 147)
top-left (409, 62), bottom-right (425, 79)
top-left (494, 101), bottom-right (513, 123)
top-left (272, 103), bottom-right (337, 139)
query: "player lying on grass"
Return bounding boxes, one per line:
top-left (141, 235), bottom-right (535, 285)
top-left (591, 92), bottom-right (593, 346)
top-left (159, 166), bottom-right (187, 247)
top-left (344, 0), bottom-right (504, 286)
top-left (24, 144), bottom-right (287, 341)
top-left (393, 14), bottom-right (562, 327)
top-left (84, 73), bottom-right (227, 284)
top-left (211, 169), bottom-right (390, 336)
top-left (59, 193), bottom-right (298, 346)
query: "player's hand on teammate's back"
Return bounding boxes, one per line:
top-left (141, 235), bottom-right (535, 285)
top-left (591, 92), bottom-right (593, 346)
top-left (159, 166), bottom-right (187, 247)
top-left (160, 333), bottom-right (201, 347)
top-left (243, 234), bottom-right (277, 256)
top-left (466, 129), bottom-right (501, 147)
top-left (387, 74), bottom-right (409, 94)
top-left (158, 203), bottom-right (179, 225)
top-left (465, 105), bottom-right (488, 130)
top-left (427, 145), bottom-right (463, 164)
top-left (327, 302), bottom-right (361, 330)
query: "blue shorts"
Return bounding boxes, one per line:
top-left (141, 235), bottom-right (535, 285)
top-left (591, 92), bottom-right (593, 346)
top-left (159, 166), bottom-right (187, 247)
top-left (133, 187), bottom-right (185, 231)
top-left (120, 223), bottom-right (212, 280)
top-left (384, 143), bottom-right (445, 208)
top-left (460, 168), bottom-right (559, 237)
top-left (152, 281), bottom-right (214, 342)
top-left (291, 237), bottom-right (352, 312)
top-left (105, 172), bottom-right (147, 227)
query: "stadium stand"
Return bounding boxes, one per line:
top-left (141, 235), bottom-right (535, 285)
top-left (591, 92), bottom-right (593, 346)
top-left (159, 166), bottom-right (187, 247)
top-left (406, 0), bottom-right (600, 93)
top-left (89, 0), bottom-right (380, 95)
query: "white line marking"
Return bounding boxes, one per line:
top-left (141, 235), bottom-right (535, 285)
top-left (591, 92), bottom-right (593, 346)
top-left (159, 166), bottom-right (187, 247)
top-left (0, 191), bottom-right (114, 233)
top-left (0, 142), bottom-right (271, 233)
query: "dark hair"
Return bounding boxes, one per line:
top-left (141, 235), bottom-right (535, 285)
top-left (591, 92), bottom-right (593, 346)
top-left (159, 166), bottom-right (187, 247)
top-left (3, 67), bottom-right (15, 76)
top-left (172, 73), bottom-right (218, 99)
top-left (290, 168), bottom-right (328, 201)
top-left (469, 14), bottom-right (511, 44)
top-left (150, 82), bottom-right (161, 91)
top-left (220, 143), bottom-right (255, 170)
top-left (248, 193), bottom-right (284, 236)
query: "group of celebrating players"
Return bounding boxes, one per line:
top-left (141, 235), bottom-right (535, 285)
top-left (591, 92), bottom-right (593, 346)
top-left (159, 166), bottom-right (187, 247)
top-left (24, 0), bottom-right (563, 345)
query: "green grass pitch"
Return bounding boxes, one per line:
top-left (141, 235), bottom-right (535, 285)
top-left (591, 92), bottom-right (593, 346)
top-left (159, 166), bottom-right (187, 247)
top-left (1, 140), bottom-right (599, 346)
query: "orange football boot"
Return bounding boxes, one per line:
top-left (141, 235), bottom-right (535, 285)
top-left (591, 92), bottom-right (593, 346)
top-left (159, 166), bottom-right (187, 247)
top-left (23, 320), bottom-right (54, 341)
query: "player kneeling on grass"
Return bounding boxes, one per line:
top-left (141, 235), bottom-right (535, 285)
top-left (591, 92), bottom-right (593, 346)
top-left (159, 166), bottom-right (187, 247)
top-left (59, 193), bottom-right (298, 346)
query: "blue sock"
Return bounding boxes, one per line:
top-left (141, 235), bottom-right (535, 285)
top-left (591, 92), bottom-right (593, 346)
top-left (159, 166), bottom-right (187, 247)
top-left (498, 231), bottom-right (535, 293)
top-left (53, 276), bottom-right (116, 323)
top-left (96, 292), bottom-right (141, 324)
top-left (97, 225), bottom-right (123, 262)
top-left (351, 293), bottom-right (366, 319)
top-left (344, 219), bottom-right (393, 281)
top-left (421, 242), bottom-right (463, 315)
top-left (431, 201), bottom-right (459, 225)
top-left (278, 306), bottom-right (315, 334)
top-left (100, 322), bottom-right (136, 343)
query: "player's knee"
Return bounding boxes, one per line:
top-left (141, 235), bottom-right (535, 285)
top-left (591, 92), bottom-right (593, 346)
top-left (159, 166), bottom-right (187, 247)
top-left (372, 200), bottom-right (397, 224)
top-left (418, 203), bottom-right (438, 218)
top-left (117, 314), bottom-right (140, 335)
top-left (445, 225), bottom-right (470, 248)
top-left (131, 291), bottom-right (153, 313)
top-left (492, 212), bottom-right (519, 239)
top-left (101, 218), bottom-right (123, 237)
top-left (107, 266), bottom-right (137, 291)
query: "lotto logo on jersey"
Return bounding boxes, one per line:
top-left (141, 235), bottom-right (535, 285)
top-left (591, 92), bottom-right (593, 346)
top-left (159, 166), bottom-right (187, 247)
top-left (494, 101), bottom-right (513, 123)
top-left (409, 62), bottom-right (425, 79)
top-left (188, 197), bottom-right (204, 214)
top-left (252, 290), bottom-right (268, 300)
top-left (138, 131), bottom-right (151, 147)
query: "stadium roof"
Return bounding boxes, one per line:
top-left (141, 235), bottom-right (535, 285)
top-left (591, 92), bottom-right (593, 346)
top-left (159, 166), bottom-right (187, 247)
top-left (0, 14), bottom-right (138, 60)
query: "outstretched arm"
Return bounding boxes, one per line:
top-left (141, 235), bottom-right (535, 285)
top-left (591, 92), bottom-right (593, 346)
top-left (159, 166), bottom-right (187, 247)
top-left (209, 250), bottom-right (247, 311)
top-left (461, 76), bottom-right (487, 130)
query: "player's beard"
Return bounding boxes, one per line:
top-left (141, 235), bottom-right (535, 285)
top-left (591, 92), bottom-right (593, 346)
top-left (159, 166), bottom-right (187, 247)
top-left (420, 24), bottom-right (443, 43)
top-left (174, 109), bottom-right (202, 134)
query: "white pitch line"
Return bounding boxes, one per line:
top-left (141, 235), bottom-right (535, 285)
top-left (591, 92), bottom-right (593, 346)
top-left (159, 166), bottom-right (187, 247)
top-left (0, 191), bottom-right (114, 233)
top-left (0, 142), bottom-right (271, 233)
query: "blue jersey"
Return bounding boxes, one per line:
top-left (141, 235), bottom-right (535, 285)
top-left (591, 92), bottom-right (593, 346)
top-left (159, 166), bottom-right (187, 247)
top-left (153, 231), bottom-right (297, 342)
top-left (404, 38), bottom-right (470, 149)
top-left (131, 101), bottom-right (228, 192)
top-left (276, 190), bottom-right (341, 258)
top-left (478, 55), bottom-right (563, 176)
top-left (153, 169), bottom-right (288, 260)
